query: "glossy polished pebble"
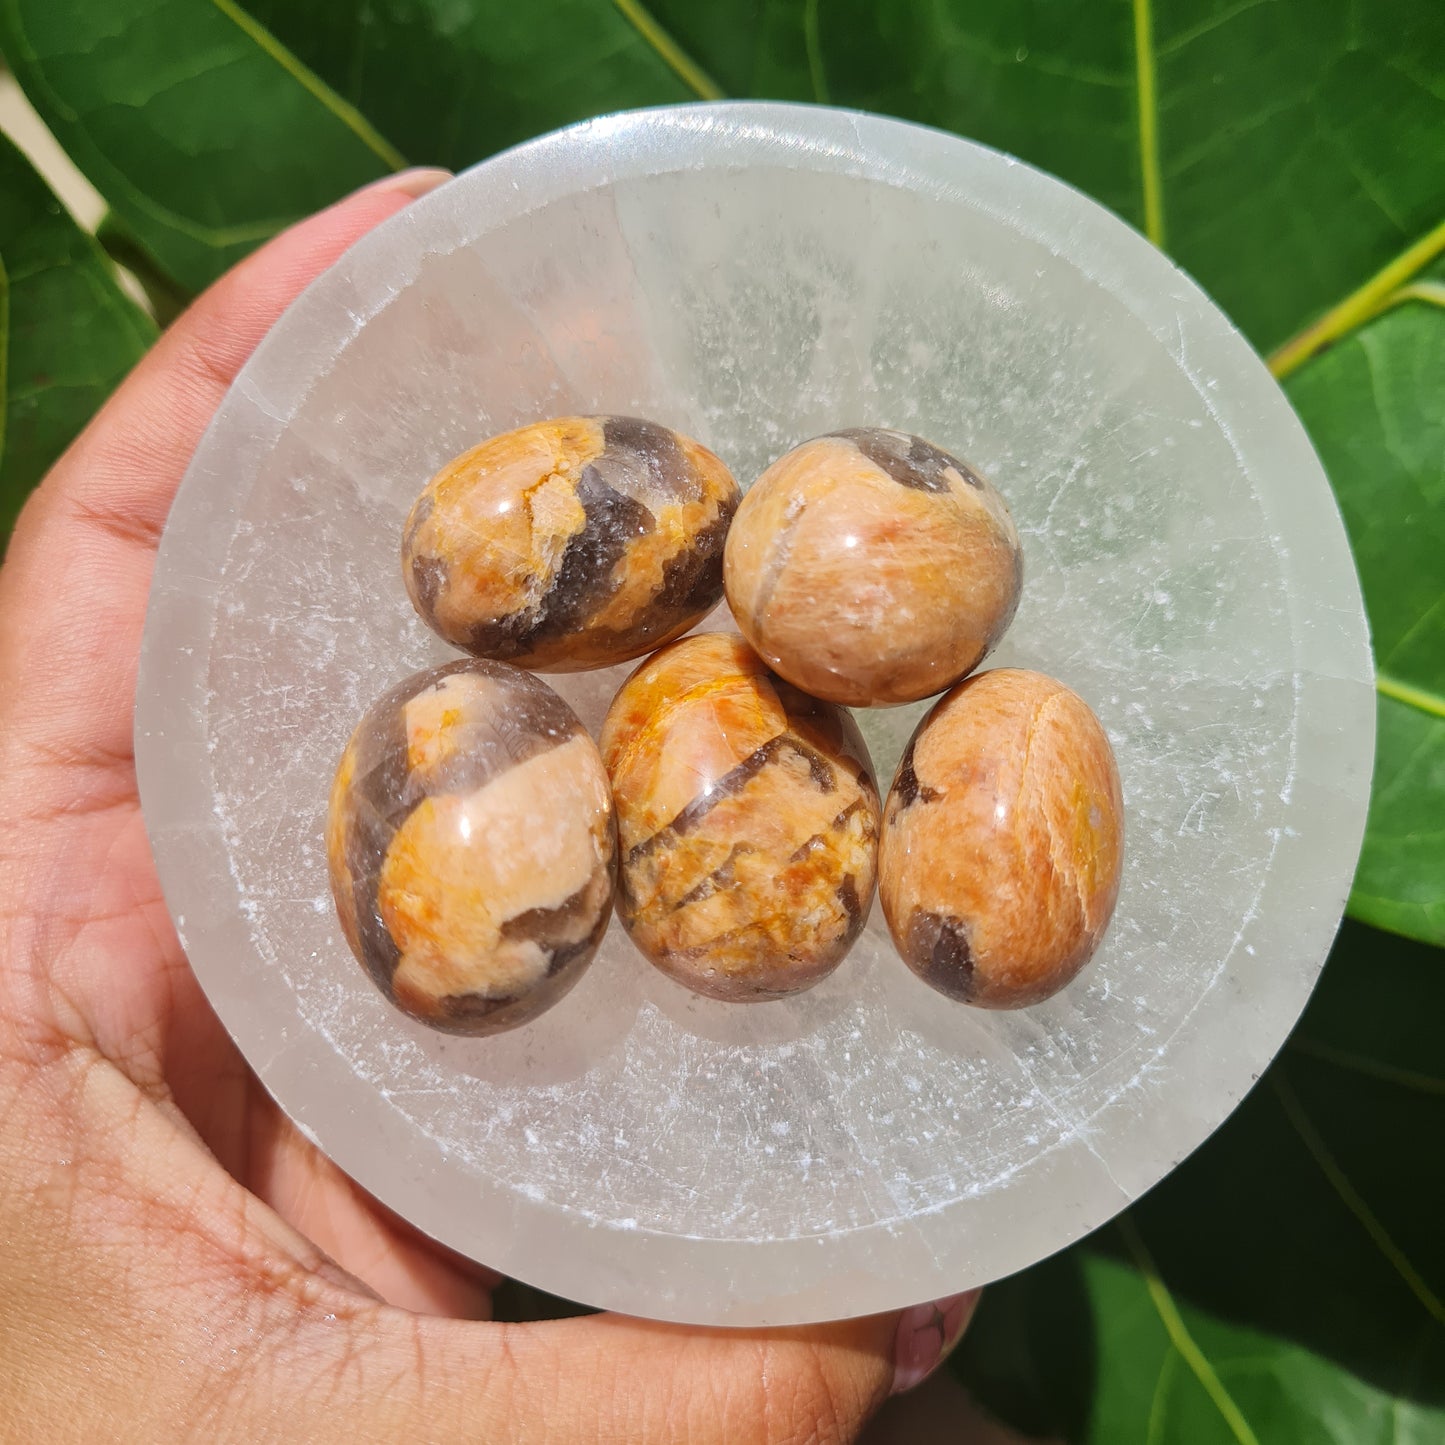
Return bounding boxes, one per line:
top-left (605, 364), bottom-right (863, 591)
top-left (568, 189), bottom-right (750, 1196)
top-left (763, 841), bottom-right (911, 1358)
top-left (403, 415), bottom-right (740, 671)
top-left (327, 660), bottom-right (616, 1034)
top-left (600, 633), bottom-right (880, 1001)
top-left (880, 669), bottom-right (1123, 1009)
top-left (724, 428), bottom-right (1022, 706)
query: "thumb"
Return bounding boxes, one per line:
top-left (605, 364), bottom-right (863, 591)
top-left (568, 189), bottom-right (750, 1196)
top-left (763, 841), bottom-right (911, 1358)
top-left (267, 1291), bottom-right (979, 1443)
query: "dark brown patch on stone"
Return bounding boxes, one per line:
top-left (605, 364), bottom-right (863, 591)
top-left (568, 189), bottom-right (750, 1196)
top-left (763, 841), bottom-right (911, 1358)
top-left (804, 745), bottom-right (837, 793)
top-left (409, 553), bottom-right (448, 615)
top-left (464, 467), bottom-right (653, 659)
top-left (580, 496), bottom-right (736, 660)
top-left (602, 415), bottom-right (692, 499)
top-left (343, 704), bottom-right (413, 988)
top-left (628, 733), bottom-right (844, 867)
top-left (649, 499), bottom-right (734, 614)
top-left (832, 428), bottom-right (982, 493)
top-left (891, 742), bottom-right (940, 811)
top-left (628, 736), bottom-right (787, 863)
top-left (837, 874), bottom-right (863, 931)
top-left (402, 492), bottom-right (434, 555)
top-left (396, 660), bottom-right (584, 800)
top-left (501, 876), bottom-right (611, 966)
top-left (674, 842), bottom-right (756, 910)
top-left (906, 910), bottom-right (977, 1001)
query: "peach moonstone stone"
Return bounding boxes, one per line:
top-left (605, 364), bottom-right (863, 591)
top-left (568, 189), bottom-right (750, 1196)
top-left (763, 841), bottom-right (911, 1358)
top-left (724, 428), bottom-right (1021, 706)
top-left (880, 669), bottom-right (1124, 1008)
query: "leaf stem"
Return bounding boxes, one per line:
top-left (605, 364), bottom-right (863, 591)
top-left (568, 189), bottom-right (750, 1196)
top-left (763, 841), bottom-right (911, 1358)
top-left (1377, 672), bottom-right (1445, 722)
top-left (1269, 214), bottom-right (1445, 379)
top-left (1132, 0), bottom-right (1165, 248)
top-left (1116, 1216), bottom-right (1263, 1445)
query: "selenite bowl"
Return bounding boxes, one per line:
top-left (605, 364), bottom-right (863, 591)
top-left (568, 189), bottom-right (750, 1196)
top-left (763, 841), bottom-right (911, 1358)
top-left (135, 103), bottom-right (1374, 1325)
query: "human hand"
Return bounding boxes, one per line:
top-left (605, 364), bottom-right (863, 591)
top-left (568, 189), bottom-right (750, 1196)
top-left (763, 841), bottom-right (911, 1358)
top-left (0, 171), bottom-right (977, 1442)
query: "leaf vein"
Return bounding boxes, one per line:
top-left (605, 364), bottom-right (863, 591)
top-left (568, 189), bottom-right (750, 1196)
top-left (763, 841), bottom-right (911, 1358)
top-left (1288, 1035), bottom-right (1445, 1096)
top-left (1271, 1071), bottom-right (1445, 1325)
top-left (1117, 1216), bottom-right (1263, 1445)
top-left (1144, 1347), bottom-right (1179, 1445)
top-left (608, 0), bottom-right (724, 100)
top-left (1270, 214), bottom-right (1445, 377)
top-left (1156, 0), bottom-right (1274, 59)
top-left (208, 0), bottom-right (405, 169)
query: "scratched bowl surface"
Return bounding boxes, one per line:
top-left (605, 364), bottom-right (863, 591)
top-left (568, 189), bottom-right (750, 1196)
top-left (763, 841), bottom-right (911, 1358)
top-left (134, 104), bottom-right (1373, 1325)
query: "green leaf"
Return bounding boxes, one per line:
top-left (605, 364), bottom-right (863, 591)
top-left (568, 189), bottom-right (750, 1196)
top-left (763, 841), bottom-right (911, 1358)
top-left (238, 0), bottom-right (701, 174)
top-left (956, 920), bottom-right (1445, 1440)
top-left (0, 126), bottom-right (155, 532)
top-left (745, 0), bottom-right (1445, 355)
top-left (1284, 300), bottom-right (1445, 945)
top-left (0, 0), bottom-right (407, 293)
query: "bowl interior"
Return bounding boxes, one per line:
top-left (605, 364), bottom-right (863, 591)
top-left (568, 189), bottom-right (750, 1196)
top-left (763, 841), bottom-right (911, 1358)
top-left (137, 104), bottom-right (1373, 1325)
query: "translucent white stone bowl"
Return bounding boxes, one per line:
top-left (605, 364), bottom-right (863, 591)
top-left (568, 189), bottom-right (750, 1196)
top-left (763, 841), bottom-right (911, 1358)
top-left (135, 103), bottom-right (1374, 1325)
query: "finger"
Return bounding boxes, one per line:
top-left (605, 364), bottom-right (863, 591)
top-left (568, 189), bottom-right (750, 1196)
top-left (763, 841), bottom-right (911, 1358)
top-left (0, 169), bottom-right (450, 792)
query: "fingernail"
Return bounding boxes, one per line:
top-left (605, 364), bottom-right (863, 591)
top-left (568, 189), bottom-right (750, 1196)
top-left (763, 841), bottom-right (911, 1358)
top-left (360, 166), bottom-right (453, 201)
top-left (890, 1289), bottom-right (979, 1395)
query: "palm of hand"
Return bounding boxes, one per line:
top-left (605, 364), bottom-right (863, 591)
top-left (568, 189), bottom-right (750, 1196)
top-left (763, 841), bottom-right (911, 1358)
top-left (11, 743), bottom-right (485, 1317)
top-left (0, 188), bottom-right (492, 1406)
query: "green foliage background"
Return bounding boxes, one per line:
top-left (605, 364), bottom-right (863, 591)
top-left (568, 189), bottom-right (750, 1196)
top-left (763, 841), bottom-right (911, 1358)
top-left (1, 2), bottom-right (1439, 1439)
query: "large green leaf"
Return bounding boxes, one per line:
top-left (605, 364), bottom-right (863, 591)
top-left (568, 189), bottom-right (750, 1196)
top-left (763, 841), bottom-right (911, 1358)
top-left (239, 0), bottom-right (697, 174)
top-left (241, 0), bottom-right (1445, 354)
top-left (0, 127), bottom-right (155, 532)
top-left (0, 0), bottom-right (407, 292)
top-left (1285, 300), bottom-right (1445, 944)
top-left (956, 919), bottom-right (1445, 1439)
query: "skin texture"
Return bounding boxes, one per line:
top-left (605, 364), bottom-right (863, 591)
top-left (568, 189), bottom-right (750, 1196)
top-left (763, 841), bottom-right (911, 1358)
top-left (403, 414), bottom-right (740, 671)
top-left (0, 174), bottom-right (973, 1444)
top-left (327, 660), bottom-right (614, 1035)
top-left (880, 670), bottom-right (1124, 1008)
top-left (724, 429), bottom-right (1022, 707)
top-left (601, 634), bottom-right (880, 1001)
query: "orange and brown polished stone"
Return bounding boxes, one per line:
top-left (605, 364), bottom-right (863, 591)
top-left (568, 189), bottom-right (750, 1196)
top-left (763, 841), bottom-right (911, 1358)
top-left (600, 633), bottom-right (880, 1001)
top-left (403, 415), bottom-right (739, 671)
top-left (327, 660), bottom-right (616, 1034)
top-left (880, 669), bottom-right (1124, 1009)
top-left (724, 428), bottom-right (1022, 706)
